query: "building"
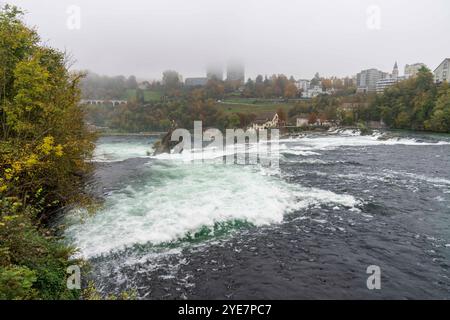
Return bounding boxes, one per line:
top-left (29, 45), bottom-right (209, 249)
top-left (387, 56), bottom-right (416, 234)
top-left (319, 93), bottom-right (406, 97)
top-left (375, 62), bottom-right (406, 93)
top-left (295, 79), bottom-right (310, 92)
top-left (434, 58), bottom-right (450, 83)
top-left (404, 63), bottom-right (426, 78)
top-left (339, 102), bottom-right (369, 111)
top-left (80, 99), bottom-right (127, 107)
top-left (356, 68), bottom-right (388, 93)
top-left (251, 113), bottom-right (280, 130)
top-left (227, 62), bottom-right (245, 83)
top-left (138, 81), bottom-right (150, 90)
top-left (376, 77), bottom-right (402, 93)
top-left (392, 61), bottom-right (399, 78)
top-left (206, 65), bottom-right (223, 81)
top-left (185, 77), bottom-right (208, 87)
top-left (302, 85), bottom-right (327, 98)
top-left (296, 117), bottom-right (309, 127)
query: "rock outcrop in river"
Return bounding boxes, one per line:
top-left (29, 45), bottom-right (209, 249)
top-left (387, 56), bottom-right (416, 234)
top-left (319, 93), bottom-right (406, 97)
top-left (152, 122), bottom-right (183, 155)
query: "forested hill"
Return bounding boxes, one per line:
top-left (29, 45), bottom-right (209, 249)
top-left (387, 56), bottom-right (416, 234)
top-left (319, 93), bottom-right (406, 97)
top-left (83, 68), bottom-right (450, 134)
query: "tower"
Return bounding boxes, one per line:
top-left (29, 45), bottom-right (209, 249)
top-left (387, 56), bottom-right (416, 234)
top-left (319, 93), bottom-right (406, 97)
top-left (226, 61), bottom-right (245, 84)
top-left (392, 61), bottom-right (399, 78)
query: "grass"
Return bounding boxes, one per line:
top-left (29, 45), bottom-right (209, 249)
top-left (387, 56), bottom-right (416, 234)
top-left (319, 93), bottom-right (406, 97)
top-left (124, 89), bottom-right (162, 102)
top-left (216, 100), bottom-right (294, 115)
top-left (143, 90), bottom-right (162, 102)
top-left (222, 97), bottom-right (292, 104)
top-left (125, 89), bottom-right (137, 100)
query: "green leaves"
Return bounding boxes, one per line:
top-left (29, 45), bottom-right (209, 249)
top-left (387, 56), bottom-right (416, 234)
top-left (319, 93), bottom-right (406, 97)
top-left (375, 68), bottom-right (449, 132)
top-left (425, 86), bottom-right (450, 132)
top-left (0, 266), bottom-right (37, 300)
top-left (0, 5), bottom-right (94, 300)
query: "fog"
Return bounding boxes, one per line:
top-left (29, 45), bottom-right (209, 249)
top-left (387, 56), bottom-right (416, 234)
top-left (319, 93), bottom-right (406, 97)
top-left (4, 0), bottom-right (450, 80)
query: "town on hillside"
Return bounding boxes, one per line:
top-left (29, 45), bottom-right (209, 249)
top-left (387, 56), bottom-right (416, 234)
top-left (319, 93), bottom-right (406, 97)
top-left (81, 57), bottom-right (449, 134)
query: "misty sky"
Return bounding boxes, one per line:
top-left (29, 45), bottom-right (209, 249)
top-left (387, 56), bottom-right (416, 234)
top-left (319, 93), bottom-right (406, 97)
top-left (4, 0), bottom-right (450, 80)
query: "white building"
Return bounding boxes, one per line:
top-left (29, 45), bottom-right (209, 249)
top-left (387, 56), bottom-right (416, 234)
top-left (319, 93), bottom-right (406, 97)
top-left (302, 85), bottom-right (327, 98)
top-left (434, 58), bottom-right (449, 83)
top-left (376, 76), bottom-right (405, 93)
top-left (80, 99), bottom-right (127, 107)
top-left (296, 117), bottom-right (309, 127)
top-left (295, 79), bottom-right (310, 92)
top-left (404, 63), bottom-right (426, 78)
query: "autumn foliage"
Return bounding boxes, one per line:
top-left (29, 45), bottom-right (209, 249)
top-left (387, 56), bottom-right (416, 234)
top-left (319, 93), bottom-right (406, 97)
top-left (0, 5), bottom-right (95, 299)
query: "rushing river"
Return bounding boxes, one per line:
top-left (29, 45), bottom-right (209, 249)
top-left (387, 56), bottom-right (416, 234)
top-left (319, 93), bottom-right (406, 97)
top-left (63, 130), bottom-right (450, 299)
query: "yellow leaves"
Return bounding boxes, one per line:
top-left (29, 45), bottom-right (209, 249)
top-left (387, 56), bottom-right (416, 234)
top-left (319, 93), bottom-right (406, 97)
top-left (55, 145), bottom-right (64, 157)
top-left (6, 136), bottom-right (64, 167)
top-left (0, 136), bottom-right (66, 194)
top-left (4, 169), bottom-right (13, 181)
top-left (37, 136), bottom-right (64, 157)
top-left (25, 154), bottom-right (38, 167)
top-left (38, 136), bottom-right (54, 155)
top-left (12, 162), bottom-right (22, 172)
top-left (2, 215), bottom-right (19, 222)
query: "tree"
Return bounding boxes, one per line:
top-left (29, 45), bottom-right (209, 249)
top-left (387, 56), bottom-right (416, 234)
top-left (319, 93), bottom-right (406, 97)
top-left (425, 86), bottom-right (450, 132)
top-left (205, 79), bottom-right (225, 99)
top-left (126, 75), bottom-right (138, 89)
top-left (227, 113), bottom-right (241, 128)
top-left (0, 5), bottom-right (95, 300)
top-left (308, 113), bottom-right (318, 124)
top-left (372, 67), bottom-right (445, 132)
top-left (311, 72), bottom-right (321, 86)
top-left (162, 70), bottom-right (181, 90)
top-left (284, 82), bottom-right (298, 99)
top-left (321, 78), bottom-right (333, 91)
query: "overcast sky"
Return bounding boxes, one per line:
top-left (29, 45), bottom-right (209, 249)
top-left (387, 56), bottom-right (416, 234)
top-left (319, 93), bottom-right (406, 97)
top-left (4, 0), bottom-right (450, 80)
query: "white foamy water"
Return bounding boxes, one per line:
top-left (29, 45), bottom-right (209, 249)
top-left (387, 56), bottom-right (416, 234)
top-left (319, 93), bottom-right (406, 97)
top-left (66, 160), bottom-right (360, 258)
top-left (66, 131), bottom-right (449, 258)
top-left (279, 130), bottom-right (450, 152)
top-left (66, 135), bottom-right (364, 258)
top-left (93, 138), bottom-right (154, 162)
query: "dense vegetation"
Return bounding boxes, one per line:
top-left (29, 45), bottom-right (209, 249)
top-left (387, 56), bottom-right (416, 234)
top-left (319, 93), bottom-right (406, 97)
top-left (288, 68), bottom-right (450, 132)
top-left (373, 68), bottom-right (450, 132)
top-left (86, 98), bottom-right (241, 132)
top-left (0, 6), bottom-right (95, 299)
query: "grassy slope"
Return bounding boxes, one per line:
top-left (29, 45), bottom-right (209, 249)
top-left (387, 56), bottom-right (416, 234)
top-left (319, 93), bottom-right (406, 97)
top-left (216, 99), bottom-right (294, 115)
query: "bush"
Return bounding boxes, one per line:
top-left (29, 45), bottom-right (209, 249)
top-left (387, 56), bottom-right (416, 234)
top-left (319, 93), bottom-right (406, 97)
top-left (0, 266), bottom-right (37, 300)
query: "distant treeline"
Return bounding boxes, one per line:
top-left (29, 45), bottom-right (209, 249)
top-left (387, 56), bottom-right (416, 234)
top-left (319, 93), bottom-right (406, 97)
top-left (85, 68), bottom-right (449, 134)
top-left (81, 70), bottom-right (356, 101)
top-left (80, 72), bottom-right (140, 100)
top-left (82, 64), bottom-right (449, 134)
top-left (85, 98), bottom-right (259, 132)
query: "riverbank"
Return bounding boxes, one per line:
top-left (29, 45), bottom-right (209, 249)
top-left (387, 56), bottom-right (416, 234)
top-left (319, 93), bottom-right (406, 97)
top-left (98, 131), bottom-right (166, 137)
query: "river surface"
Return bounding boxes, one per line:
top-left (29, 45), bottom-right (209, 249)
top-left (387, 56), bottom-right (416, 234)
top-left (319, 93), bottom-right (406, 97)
top-left (63, 130), bottom-right (450, 299)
